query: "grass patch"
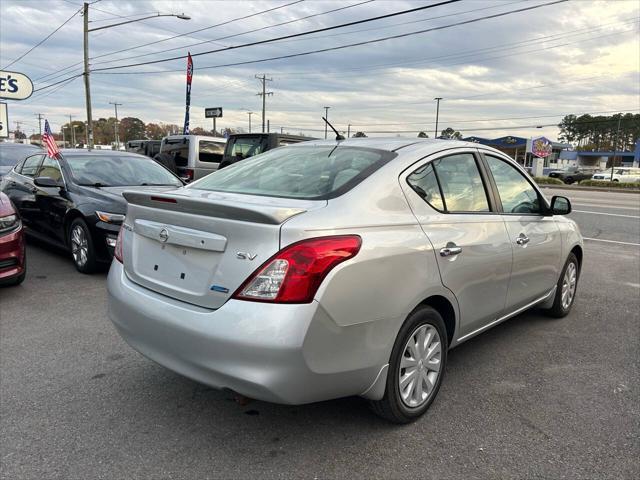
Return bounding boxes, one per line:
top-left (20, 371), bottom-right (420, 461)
top-left (578, 180), bottom-right (640, 189)
top-left (534, 176), bottom-right (564, 185)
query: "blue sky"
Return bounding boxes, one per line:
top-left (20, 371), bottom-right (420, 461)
top-left (1, 0), bottom-right (638, 140)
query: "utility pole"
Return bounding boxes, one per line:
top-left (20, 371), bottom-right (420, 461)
top-left (267, 119), bottom-right (270, 133)
top-left (434, 97), bottom-right (442, 138)
top-left (35, 113), bottom-right (44, 138)
top-left (69, 115), bottom-right (76, 146)
top-left (324, 106), bottom-right (330, 139)
top-left (347, 124), bottom-right (351, 138)
top-left (109, 101), bottom-right (122, 149)
top-left (281, 126), bottom-right (284, 134)
top-left (247, 111), bottom-right (253, 133)
top-left (610, 115), bottom-right (622, 181)
top-left (14, 121), bottom-right (22, 139)
top-left (255, 74), bottom-right (273, 133)
top-left (61, 127), bottom-right (66, 147)
top-left (83, 2), bottom-right (94, 148)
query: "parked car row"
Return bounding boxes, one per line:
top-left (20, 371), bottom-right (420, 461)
top-left (548, 166), bottom-right (640, 184)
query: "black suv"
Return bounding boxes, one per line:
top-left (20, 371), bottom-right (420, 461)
top-left (548, 166), bottom-right (598, 184)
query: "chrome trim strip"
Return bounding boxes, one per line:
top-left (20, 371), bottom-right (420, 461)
top-left (456, 289), bottom-right (555, 343)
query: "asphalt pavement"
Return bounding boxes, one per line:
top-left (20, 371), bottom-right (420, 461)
top-left (1, 189), bottom-right (638, 479)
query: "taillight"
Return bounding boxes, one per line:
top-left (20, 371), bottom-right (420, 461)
top-left (114, 226), bottom-right (124, 263)
top-left (233, 235), bottom-right (361, 304)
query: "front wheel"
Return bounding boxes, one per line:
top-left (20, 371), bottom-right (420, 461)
top-left (69, 218), bottom-right (98, 274)
top-left (564, 177), bottom-right (574, 184)
top-left (370, 306), bottom-right (447, 423)
top-left (544, 253), bottom-right (580, 318)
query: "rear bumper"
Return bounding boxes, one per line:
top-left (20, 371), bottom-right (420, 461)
top-left (0, 225), bottom-right (25, 283)
top-left (107, 261), bottom-right (382, 404)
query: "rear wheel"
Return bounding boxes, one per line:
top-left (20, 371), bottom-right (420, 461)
top-left (544, 253), bottom-right (579, 318)
top-left (370, 306), bottom-right (447, 423)
top-left (564, 177), bottom-right (574, 184)
top-left (69, 218), bottom-right (98, 274)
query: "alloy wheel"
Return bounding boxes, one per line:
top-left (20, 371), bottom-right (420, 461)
top-left (561, 261), bottom-right (577, 310)
top-left (398, 324), bottom-right (442, 408)
top-left (71, 225), bottom-right (88, 267)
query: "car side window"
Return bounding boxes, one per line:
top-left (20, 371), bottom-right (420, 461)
top-left (485, 155), bottom-right (541, 214)
top-left (407, 162), bottom-right (445, 211)
top-left (19, 155), bottom-right (44, 177)
top-left (198, 140), bottom-right (225, 163)
top-left (36, 156), bottom-right (63, 182)
top-left (408, 153), bottom-right (490, 213)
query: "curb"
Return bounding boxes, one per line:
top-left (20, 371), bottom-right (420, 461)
top-left (537, 184), bottom-right (640, 194)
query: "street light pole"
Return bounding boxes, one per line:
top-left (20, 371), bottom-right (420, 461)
top-left (109, 101), bottom-right (122, 149)
top-left (324, 106), bottom-right (330, 139)
top-left (82, 2), bottom-right (93, 148)
top-left (82, 4), bottom-right (190, 150)
top-left (434, 97), bottom-right (442, 138)
top-left (247, 112), bottom-right (253, 133)
top-left (610, 115), bottom-right (622, 182)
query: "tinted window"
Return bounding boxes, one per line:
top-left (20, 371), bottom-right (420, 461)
top-left (198, 140), bottom-right (225, 163)
top-left (19, 155), bottom-right (44, 177)
top-left (431, 154), bottom-right (489, 212)
top-left (65, 154), bottom-right (182, 187)
top-left (407, 163), bottom-right (444, 211)
top-left (37, 157), bottom-right (63, 182)
top-left (192, 146), bottom-right (395, 199)
top-left (485, 156), bottom-right (541, 214)
top-left (161, 138), bottom-right (189, 167)
top-left (228, 136), bottom-right (266, 160)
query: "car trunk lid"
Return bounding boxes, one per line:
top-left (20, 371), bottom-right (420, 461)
top-left (121, 188), bottom-right (325, 309)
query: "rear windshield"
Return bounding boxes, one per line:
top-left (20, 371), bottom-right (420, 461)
top-left (198, 140), bottom-right (225, 163)
top-left (226, 136), bottom-right (266, 161)
top-left (161, 138), bottom-right (189, 167)
top-left (65, 154), bottom-right (183, 187)
top-left (190, 145), bottom-right (396, 200)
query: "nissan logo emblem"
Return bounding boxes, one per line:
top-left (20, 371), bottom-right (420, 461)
top-left (159, 228), bottom-right (169, 243)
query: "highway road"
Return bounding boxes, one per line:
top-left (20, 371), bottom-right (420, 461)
top-left (1, 188), bottom-right (638, 480)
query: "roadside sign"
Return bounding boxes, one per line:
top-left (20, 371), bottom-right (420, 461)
top-left (205, 107), bottom-right (223, 118)
top-left (0, 103), bottom-right (8, 138)
top-left (0, 71), bottom-right (34, 100)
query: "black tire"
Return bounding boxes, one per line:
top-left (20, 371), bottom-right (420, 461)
top-left (370, 306), bottom-right (448, 424)
top-left (612, 179), bottom-right (619, 183)
top-left (564, 177), bottom-right (574, 185)
top-left (544, 253), bottom-right (580, 318)
top-left (68, 218), bottom-right (98, 274)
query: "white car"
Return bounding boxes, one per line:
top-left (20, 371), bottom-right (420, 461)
top-left (591, 168), bottom-right (640, 183)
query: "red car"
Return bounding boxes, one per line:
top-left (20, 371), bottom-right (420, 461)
top-left (0, 192), bottom-right (26, 286)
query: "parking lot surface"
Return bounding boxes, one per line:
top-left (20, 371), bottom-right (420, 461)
top-left (1, 189), bottom-right (639, 479)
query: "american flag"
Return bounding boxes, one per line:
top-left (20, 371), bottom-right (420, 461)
top-left (42, 120), bottom-right (61, 158)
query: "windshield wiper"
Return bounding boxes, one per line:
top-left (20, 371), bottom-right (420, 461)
top-left (139, 183), bottom-right (179, 186)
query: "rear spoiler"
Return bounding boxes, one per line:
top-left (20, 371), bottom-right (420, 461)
top-left (122, 191), bottom-right (306, 225)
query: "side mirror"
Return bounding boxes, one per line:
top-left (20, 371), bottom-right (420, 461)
top-left (34, 176), bottom-right (64, 189)
top-left (551, 195), bottom-right (571, 215)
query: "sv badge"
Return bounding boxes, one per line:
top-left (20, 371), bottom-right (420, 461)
top-left (236, 252), bottom-right (258, 261)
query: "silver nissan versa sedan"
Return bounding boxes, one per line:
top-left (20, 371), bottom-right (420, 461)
top-left (107, 138), bottom-right (583, 423)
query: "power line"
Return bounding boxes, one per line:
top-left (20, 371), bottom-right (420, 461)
top-left (90, 0), bottom-right (305, 63)
top-left (90, 0), bottom-right (376, 67)
top-left (32, 0), bottom-right (305, 83)
top-left (2, 6), bottom-right (82, 69)
top-left (93, 0), bottom-right (569, 74)
top-left (93, 0), bottom-right (464, 72)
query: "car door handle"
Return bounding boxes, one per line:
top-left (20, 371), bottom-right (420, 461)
top-left (440, 246), bottom-right (462, 257)
top-left (515, 234), bottom-right (530, 246)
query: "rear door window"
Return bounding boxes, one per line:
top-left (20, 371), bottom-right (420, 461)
top-left (408, 153), bottom-right (490, 212)
top-left (198, 140), bottom-right (225, 163)
top-left (191, 145), bottom-right (395, 200)
top-left (161, 139), bottom-right (189, 167)
top-left (19, 155), bottom-right (44, 177)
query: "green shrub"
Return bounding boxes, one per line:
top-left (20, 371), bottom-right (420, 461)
top-left (579, 180), bottom-right (640, 189)
top-left (534, 176), bottom-right (564, 185)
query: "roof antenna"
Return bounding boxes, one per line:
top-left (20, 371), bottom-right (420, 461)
top-left (322, 117), bottom-right (345, 141)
